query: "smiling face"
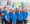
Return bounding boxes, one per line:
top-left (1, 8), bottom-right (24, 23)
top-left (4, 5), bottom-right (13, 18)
top-left (18, 10), bottom-right (21, 14)
top-left (22, 7), bottom-right (24, 11)
top-left (16, 8), bottom-right (18, 12)
top-left (3, 7), bottom-right (6, 11)
top-left (10, 9), bottom-right (12, 12)
top-left (24, 9), bottom-right (27, 13)
top-left (13, 11), bottom-right (15, 14)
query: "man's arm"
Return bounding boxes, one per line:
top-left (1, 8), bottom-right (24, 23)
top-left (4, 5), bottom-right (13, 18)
top-left (1, 13), bottom-right (5, 15)
top-left (5, 16), bottom-right (8, 21)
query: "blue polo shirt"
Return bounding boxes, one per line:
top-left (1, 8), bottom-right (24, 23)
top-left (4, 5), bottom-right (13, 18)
top-left (12, 13), bottom-right (16, 21)
top-left (23, 13), bottom-right (28, 20)
top-left (21, 11), bottom-right (24, 16)
top-left (17, 13), bottom-right (23, 20)
top-left (15, 12), bottom-right (18, 16)
top-left (1, 10), bottom-right (6, 19)
top-left (5, 13), bottom-right (10, 21)
top-left (9, 12), bottom-right (13, 19)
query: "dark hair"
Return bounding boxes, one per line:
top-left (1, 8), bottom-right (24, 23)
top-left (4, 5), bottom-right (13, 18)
top-left (16, 8), bottom-right (18, 12)
top-left (10, 9), bottom-right (12, 10)
top-left (3, 7), bottom-right (6, 8)
top-left (13, 10), bottom-right (15, 12)
top-left (22, 7), bottom-right (24, 8)
top-left (24, 9), bottom-right (27, 13)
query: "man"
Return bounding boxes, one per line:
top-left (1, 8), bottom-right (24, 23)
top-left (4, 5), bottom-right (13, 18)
top-left (11, 10), bottom-right (17, 24)
top-left (1, 7), bottom-right (6, 24)
top-left (15, 8), bottom-right (18, 24)
top-left (9, 9), bottom-right (12, 24)
top-left (21, 7), bottom-right (24, 24)
top-left (21, 7), bottom-right (24, 14)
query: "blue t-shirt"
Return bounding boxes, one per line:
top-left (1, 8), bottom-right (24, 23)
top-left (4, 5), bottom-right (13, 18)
top-left (23, 13), bottom-right (28, 20)
top-left (1, 10), bottom-right (6, 19)
top-left (21, 11), bottom-right (24, 16)
top-left (17, 13), bottom-right (23, 20)
top-left (12, 14), bottom-right (16, 21)
top-left (15, 12), bottom-right (18, 17)
top-left (9, 12), bottom-right (13, 19)
top-left (5, 13), bottom-right (10, 21)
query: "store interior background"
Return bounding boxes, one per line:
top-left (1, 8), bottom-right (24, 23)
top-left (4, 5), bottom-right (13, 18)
top-left (0, 0), bottom-right (30, 23)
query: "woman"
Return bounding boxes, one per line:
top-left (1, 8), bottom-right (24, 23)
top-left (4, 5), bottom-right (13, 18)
top-left (23, 9), bottom-right (28, 24)
top-left (17, 10), bottom-right (23, 24)
top-left (11, 10), bottom-right (17, 24)
top-left (5, 10), bottom-right (10, 24)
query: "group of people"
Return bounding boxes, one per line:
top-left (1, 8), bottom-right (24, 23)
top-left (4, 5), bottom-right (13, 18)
top-left (1, 7), bottom-right (28, 24)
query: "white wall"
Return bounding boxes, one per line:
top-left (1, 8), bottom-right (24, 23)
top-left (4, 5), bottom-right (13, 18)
top-left (12, 0), bottom-right (27, 2)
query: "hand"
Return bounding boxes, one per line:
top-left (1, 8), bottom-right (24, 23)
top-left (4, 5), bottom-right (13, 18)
top-left (10, 21), bottom-right (11, 23)
top-left (7, 19), bottom-right (8, 21)
top-left (25, 19), bottom-right (26, 20)
top-left (7, 20), bottom-right (8, 21)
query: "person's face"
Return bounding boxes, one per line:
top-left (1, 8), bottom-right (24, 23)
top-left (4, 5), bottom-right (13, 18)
top-left (3, 8), bottom-right (6, 10)
top-left (18, 10), bottom-right (20, 13)
top-left (13, 11), bottom-right (15, 14)
top-left (24, 9), bottom-right (27, 13)
top-left (10, 9), bottom-right (12, 12)
top-left (22, 8), bottom-right (24, 11)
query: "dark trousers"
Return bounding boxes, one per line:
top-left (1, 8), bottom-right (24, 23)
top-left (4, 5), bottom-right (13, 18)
top-left (2, 19), bottom-right (5, 24)
top-left (10, 19), bottom-right (12, 24)
top-left (24, 20), bottom-right (27, 24)
top-left (5, 21), bottom-right (8, 24)
top-left (18, 20), bottom-right (23, 24)
top-left (16, 19), bottom-right (18, 24)
top-left (8, 21), bottom-right (10, 24)
top-left (5, 21), bottom-right (10, 24)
